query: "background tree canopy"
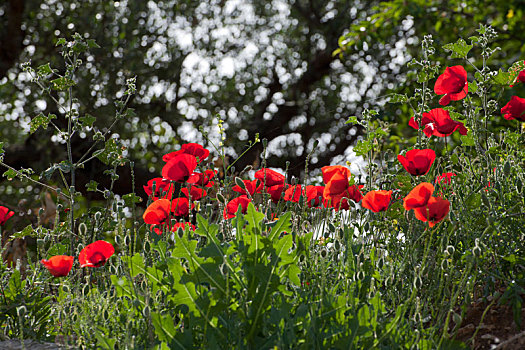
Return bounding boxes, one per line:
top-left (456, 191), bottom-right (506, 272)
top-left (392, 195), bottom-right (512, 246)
top-left (0, 0), bottom-right (524, 206)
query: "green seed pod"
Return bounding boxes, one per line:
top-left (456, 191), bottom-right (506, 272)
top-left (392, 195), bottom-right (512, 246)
top-left (452, 312), bottom-right (462, 326)
top-left (320, 248), bottom-right (327, 258)
top-left (517, 177), bottom-right (523, 193)
top-left (473, 245), bottom-right (482, 258)
top-left (142, 305), bottom-right (150, 318)
top-left (216, 193), bottom-right (226, 204)
top-left (413, 275), bottom-right (423, 289)
top-left (481, 193), bottom-right (490, 207)
top-left (234, 177), bottom-right (246, 190)
top-left (16, 306), bottom-right (27, 317)
top-left (503, 160), bottom-right (511, 175)
top-left (357, 271), bottom-right (365, 280)
top-left (441, 259), bottom-right (449, 270)
top-left (78, 222), bottom-right (87, 237)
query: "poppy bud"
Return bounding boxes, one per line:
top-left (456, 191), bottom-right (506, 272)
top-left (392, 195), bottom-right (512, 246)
top-left (503, 160), bottom-right (511, 175)
top-left (481, 193), bottom-right (490, 207)
top-left (473, 245), bottom-right (482, 258)
top-left (142, 305), bottom-right (150, 317)
top-left (235, 177), bottom-right (246, 190)
top-left (446, 245), bottom-right (455, 256)
top-left (357, 270), bottom-right (365, 280)
top-left (78, 223), bottom-right (87, 237)
top-left (216, 193), bottom-right (226, 204)
top-left (441, 259), bottom-right (449, 270)
top-left (17, 306), bottom-right (27, 317)
top-left (414, 276), bottom-right (423, 289)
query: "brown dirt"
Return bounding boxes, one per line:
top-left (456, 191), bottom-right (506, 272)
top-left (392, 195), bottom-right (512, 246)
top-left (453, 297), bottom-right (525, 349)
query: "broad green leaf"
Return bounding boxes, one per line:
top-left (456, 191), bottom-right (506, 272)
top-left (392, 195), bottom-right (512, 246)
top-left (29, 113), bottom-right (56, 134)
top-left (166, 257), bottom-right (201, 316)
top-left (443, 38), bottom-right (473, 58)
top-left (86, 180), bottom-right (99, 192)
top-left (171, 232), bottom-right (227, 296)
top-left (354, 140), bottom-right (372, 156)
top-left (245, 202), bottom-right (264, 235)
top-left (79, 114), bottom-right (96, 128)
top-left (51, 77), bottom-right (75, 91)
top-left (151, 313), bottom-right (175, 342)
top-left (46, 243), bottom-right (68, 257)
top-left (96, 139), bottom-right (124, 165)
top-left (268, 211), bottom-right (291, 241)
top-left (460, 131), bottom-right (475, 147)
top-left (492, 69), bottom-right (514, 86)
top-left (123, 193), bottom-right (142, 206)
top-left (346, 116), bottom-right (359, 125)
top-left (87, 39), bottom-right (101, 48)
top-left (388, 94), bottom-right (408, 103)
top-left (37, 63), bottom-right (53, 76)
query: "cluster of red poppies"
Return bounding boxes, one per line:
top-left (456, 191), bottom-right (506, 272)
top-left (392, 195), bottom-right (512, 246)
top-left (224, 165), bottom-right (363, 217)
top-left (41, 240), bottom-right (114, 277)
top-left (142, 143), bottom-right (214, 234)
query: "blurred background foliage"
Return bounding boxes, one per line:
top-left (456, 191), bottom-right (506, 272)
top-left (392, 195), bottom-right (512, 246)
top-left (0, 0), bottom-right (524, 212)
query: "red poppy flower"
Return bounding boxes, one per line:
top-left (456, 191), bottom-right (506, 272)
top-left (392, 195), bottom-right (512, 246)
top-left (397, 149), bottom-right (436, 176)
top-left (413, 197), bottom-right (450, 227)
top-left (265, 183), bottom-right (287, 203)
top-left (435, 172), bottom-right (456, 186)
top-left (284, 185), bottom-right (305, 203)
top-left (0, 206), bottom-right (14, 226)
top-left (143, 199), bottom-right (172, 225)
top-left (143, 177), bottom-right (171, 197)
top-left (223, 195), bottom-right (252, 219)
top-left (254, 168), bottom-right (286, 187)
top-left (403, 182), bottom-right (434, 210)
top-left (519, 70), bottom-right (525, 84)
top-left (326, 185), bottom-right (363, 211)
top-left (501, 96), bottom-right (525, 121)
top-left (305, 185), bottom-right (324, 207)
top-left (187, 169), bottom-right (217, 187)
top-left (408, 117), bottom-right (420, 131)
top-left (420, 108), bottom-right (468, 137)
top-left (361, 190), bottom-right (393, 213)
top-left (162, 154), bottom-right (198, 182)
top-left (79, 240), bottom-right (115, 268)
top-left (434, 65), bottom-right (468, 106)
top-left (171, 197), bottom-right (192, 217)
top-left (321, 165), bottom-right (352, 185)
top-left (163, 143), bottom-right (210, 163)
top-left (181, 186), bottom-right (207, 201)
top-left (232, 179), bottom-right (262, 196)
top-left (41, 255), bottom-right (74, 277)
